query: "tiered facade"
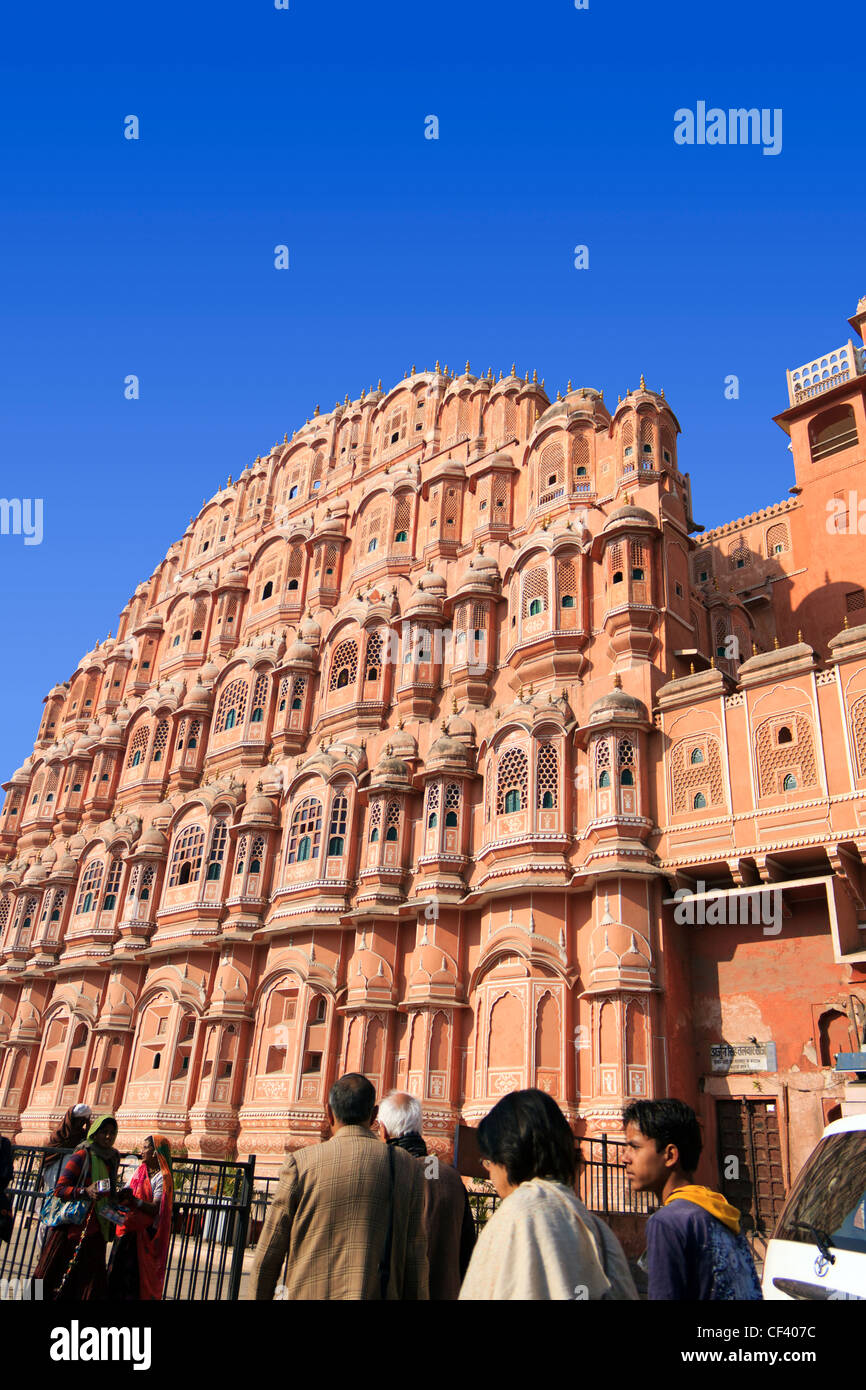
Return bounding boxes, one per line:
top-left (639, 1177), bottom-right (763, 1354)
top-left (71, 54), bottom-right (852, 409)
top-left (2, 300), bottom-right (866, 1185)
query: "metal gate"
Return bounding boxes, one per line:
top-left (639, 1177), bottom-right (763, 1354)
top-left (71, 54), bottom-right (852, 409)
top-left (716, 1098), bottom-right (787, 1237)
top-left (0, 1146), bottom-right (256, 1300)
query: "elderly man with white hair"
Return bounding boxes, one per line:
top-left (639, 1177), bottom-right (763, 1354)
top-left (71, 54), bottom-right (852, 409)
top-left (378, 1091), bottom-right (476, 1300)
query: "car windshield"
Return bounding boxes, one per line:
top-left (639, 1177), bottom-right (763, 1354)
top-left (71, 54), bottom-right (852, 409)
top-left (775, 1132), bottom-right (866, 1254)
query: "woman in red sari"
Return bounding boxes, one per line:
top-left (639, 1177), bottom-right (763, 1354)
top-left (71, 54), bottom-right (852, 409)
top-left (108, 1134), bottom-right (174, 1300)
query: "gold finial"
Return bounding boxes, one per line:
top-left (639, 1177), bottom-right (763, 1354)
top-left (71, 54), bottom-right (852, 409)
top-left (344, 393), bottom-right (349, 405)
top-left (444, 364), bottom-right (449, 376)
top-left (690, 662), bottom-right (695, 674)
top-left (499, 370), bottom-right (504, 380)
top-left (640, 373), bottom-right (646, 389)
top-left (541, 378), bottom-right (545, 389)
top-left (313, 404), bottom-right (320, 416)
top-left (396, 717), bottom-right (405, 729)
top-left (613, 673), bottom-right (622, 689)
top-left (465, 360), bottom-right (471, 375)
top-left (556, 390), bottom-right (562, 401)
top-left (567, 380), bottom-right (572, 393)
top-left (524, 370), bottom-right (529, 383)
top-left (710, 655), bottom-right (716, 668)
top-left (451, 694), bottom-right (458, 713)
top-left (528, 682), bottom-right (534, 697)
top-left (411, 364), bottom-right (415, 374)
top-left (843, 614), bottom-right (849, 629)
top-left (797, 629), bottom-right (803, 643)
top-left (660, 386), bottom-right (664, 398)
top-left (360, 387), bottom-right (365, 399)
top-left (617, 394), bottom-right (622, 404)
top-left (440, 720), bottom-right (447, 732)
top-left (532, 369), bottom-right (538, 383)
top-left (377, 379), bottom-right (382, 390)
top-left (599, 388), bottom-right (603, 401)
top-left (774, 637), bottom-right (780, 650)
top-left (752, 642), bottom-right (758, 655)
top-left (435, 360), bottom-right (440, 372)
top-left (511, 363), bottom-right (516, 376)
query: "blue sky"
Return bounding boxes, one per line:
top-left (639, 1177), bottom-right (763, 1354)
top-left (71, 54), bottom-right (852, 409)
top-left (0, 0), bottom-right (864, 779)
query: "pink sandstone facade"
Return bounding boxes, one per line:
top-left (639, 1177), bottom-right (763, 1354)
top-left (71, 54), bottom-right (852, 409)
top-left (2, 298), bottom-right (866, 1220)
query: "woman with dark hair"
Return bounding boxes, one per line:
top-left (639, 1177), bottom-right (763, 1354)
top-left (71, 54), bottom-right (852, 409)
top-left (108, 1134), bottom-right (174, 1300)
top-left (459, 1090), bottom-right (638, 1301)
top-left (33, 1113), bottom-right (120, 1300)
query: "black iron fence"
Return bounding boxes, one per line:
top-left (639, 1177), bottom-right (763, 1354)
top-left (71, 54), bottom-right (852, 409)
top-left (0, 1145), bottom-right (255, 1301)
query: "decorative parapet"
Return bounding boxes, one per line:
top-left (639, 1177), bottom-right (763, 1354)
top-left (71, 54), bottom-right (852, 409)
top-left (786, 339), bottom-right (866, 407)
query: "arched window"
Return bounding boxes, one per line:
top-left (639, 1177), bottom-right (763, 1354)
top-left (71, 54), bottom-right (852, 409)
top-left (169, 824), bottom-right (206, 887)
top-left (75, 859), bottom-right (105, 915)
top-left (394, 530), bottom-right (408, 543)
top-left (385, 802), bottom-right (401, 843)
top-left (612, 570), bottom-right (623, 584)
top-left (561, 595), bottom-right (575, 608)
top-left (368, 537), bottom-right (378, 553)
top-left (690, 748), bottom-right (704, 765)
top-left (251, 707), bottom-right (264, 723)
top-left (497, 746), bottom-right (528, 814)
top-left (598, 770), bottom-right (611, 788)
top-left (287, 798), bottom-right (322, 864)
top-left (132, 750), bottom-right (142, 766)
top-left (778, 726), bottom-right (792, 745)
top-left (783, 773), bottom-right (797, 791)
top-left (215, 677), bottom-right (248, 734)
top-left (632, 567), bottom-right (644, 581)
top-left (261, 580), bottom-right (274, 600)
top-left (428, 811), bottom-right (438, 828)
top-left (620, 769), bottom-right (634, 786)
top-left (529, 599), bottom-right (543, 616)
top-left (329, 640), bottom-right (358, 693)
top-left (693, 792), bottom-right (707, 809)
top-left (289, 485), bottom-right (298, 500)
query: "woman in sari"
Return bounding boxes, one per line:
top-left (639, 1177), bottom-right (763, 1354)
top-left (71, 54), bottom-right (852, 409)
top-left (459, 1090), bottom-right (638, 1301)
top-left (108, 1134), bottom-right (174, 1300)
top-left (35, 1103), bottom-right (92, 1253)
top-left (33, 1113), bottom-right (120, 1300)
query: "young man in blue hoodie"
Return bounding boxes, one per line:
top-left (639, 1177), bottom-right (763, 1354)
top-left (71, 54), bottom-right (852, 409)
top-left (622, 1098), bottom-right (762, 1300)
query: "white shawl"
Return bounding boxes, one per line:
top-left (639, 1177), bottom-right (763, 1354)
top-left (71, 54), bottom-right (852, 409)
top-left (459, 1179), bottom-right (638, 1301)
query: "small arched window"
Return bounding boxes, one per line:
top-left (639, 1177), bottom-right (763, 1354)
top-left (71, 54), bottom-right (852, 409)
top-left (427, 812), bottom-right (438, 829)
top-left (690, 748), bottom-right (704, 765)
top-left (693, 792), bottom-right (707, 809)
top-left (778, 726), bottom-right (792, 745)
top-left (529, 599), bottom-right (543, 617)
top-left (336, 669), bottom-right (350, 688)
top-left (598, 771), bottom-right (611, 788)
top-left (191, 629), bottom-right (202, 641)
top-left (131, 750), bottom-right (142, 767)
top-left (250, 856), bottom-right (261, 874)
top-left (368, 537), bottom-right (378, 553)
top-left (504, 788), bottom-right (521, 813)
top-left (82, 892), bottom-right (93, 913)
top-left (632, 567), bottom-right (644, 581)
top-left (206, 862), bottom-right (221, 881)
top-left (612, 571), bottom-right (623, 584)
top-left (385, 825), bottom-right (398, 842)
top-left (576, 466), bottom-right (587, 477)
top-left (178, 863), bottom-right (192, 886)
top-left (224, 708), bottom-right (237, 730)
top-left (261, 581), bottom-right (274, 601)
top-left (541, 790), bottom-right (554, 809)
top-left (370, 827), bottom-right (380, 842)
top-left (251, 707), bottom-right (264, 723)
top-left (289, 485), bottom-right (298, 500)
top-left (288, 578), bottom-right (299, 591)
top-left (394, 529), bottom-right (408, 543)
top-left (297, 835), bottom-right (312, 862)
top-left (445, 810), bottom-right (458, 828)
top-left (620, 769), bottom-right (634, 786)
top-left (561, 595), bottom-right (575, 608)
top-left (783, 773), bottom-right (797, 791)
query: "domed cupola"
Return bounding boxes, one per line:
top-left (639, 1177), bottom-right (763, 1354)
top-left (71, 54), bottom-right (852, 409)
top-left (596, 497), bottom-right (660, 665)
top-left (577, 676), bottom-right (654, 865)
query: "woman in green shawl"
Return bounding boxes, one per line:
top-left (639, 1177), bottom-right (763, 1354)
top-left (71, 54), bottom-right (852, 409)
top-left (33, 1113), bottom-right (121, 1300)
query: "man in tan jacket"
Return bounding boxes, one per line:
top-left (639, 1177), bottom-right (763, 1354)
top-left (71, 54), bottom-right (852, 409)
top-left (246, 1073), bottom-right (428, 1300)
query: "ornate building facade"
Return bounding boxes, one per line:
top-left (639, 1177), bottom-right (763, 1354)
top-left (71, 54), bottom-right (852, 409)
top-left (2, 299), bottom-right (866, 1210)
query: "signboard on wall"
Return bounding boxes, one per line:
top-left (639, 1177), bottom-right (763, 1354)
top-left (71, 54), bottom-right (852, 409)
top-left (710, 1042), bottom-right (777, 1074)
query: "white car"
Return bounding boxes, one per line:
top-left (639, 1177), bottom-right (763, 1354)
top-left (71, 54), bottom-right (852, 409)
top-left (762, 1113), bottom-right (866, 1300)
